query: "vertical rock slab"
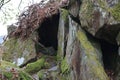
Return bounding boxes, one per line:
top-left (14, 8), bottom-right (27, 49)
top-left (77, 29), bottom-right (109, 80)
top-left (57, 9), bottom-right (69, 58)
top-left (59, 12), bottom-right (109, 80)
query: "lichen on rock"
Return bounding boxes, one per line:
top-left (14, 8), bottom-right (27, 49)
top-left (3, 37), bottom-right (36, 66)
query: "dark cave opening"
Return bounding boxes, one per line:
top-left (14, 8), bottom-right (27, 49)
top-left (36, 13), bottom-right (60, 55)
top-left (100, 39), bottom-right (119, 78)
top-left (86, 31), bottom-right (119, 78)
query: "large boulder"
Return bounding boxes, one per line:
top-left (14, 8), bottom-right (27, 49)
top-left (3, 36), bottom-right (36, 66)
top-left (79, 0), bottom-right (120, 44)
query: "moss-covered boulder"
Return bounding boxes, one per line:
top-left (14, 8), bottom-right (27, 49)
top-left (3, 37), bottom-right (36, 66)
top-left (77, 29), bottom-right (109, 80)
top-left (79, 0), bottom-right (120, 44)
top-left (0, 61), bottom-right (32, 80)
top-left (24, 57), bottom-right (46, 74)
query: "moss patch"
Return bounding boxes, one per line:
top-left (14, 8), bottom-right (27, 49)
top-left (76, 30), bottom-right (109, 80)
top-left (60, 9), bottom-right (69, 21)
top-left (60, 58), bottom-right (70, 74)
top-left (80, 0), bottom-right (94, 21)
top-left (3, 37), bottom-right (36, 64)
top-left (109, 2), bottom-right (120, 21)
top-left (0, 61), bottom-right (32, 80)
top-left (25, 57), bottom-right (46, 74)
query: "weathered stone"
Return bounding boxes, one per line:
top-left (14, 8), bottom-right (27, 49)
top-left (68, 0), bottom-right (81, 17)
top-left (77, 28), bottom-right (108, 80)
top-left (58, 13), bottom-right (108, 80)
top-left (3, 36), bottom-right (36, 66)
top-left (57, 9), bottom-right (69, 58)
top-left (79, 0), bottom-right (120, 44)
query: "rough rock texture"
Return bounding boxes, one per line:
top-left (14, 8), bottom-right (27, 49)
top-left (3, 36), bottom-right (36, 66)
top-left (58, 11), bottom-right (109, 80)
top-left (1, 0), bottom-right (120, 80)
top-left (79, 0), bottom-right (120, 44)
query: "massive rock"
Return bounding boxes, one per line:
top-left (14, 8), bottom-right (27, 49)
top-left (58, 9), bottom-right (109, 80)
top-left (3, 36), bottom-right (37, 66)
top-left (1, 0), bottom-right (120, 80)
top-left (79, 0), bottom-right (120, 44)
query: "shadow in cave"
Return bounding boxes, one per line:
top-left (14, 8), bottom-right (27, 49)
top-left (20, 13), bottom-right (60, 68)
top-left (36, 13), bottom-right (60, 56)
top-left (85, 30), bottom-right (119, 78)
top-left (100, 39), bottom-right (119, 78)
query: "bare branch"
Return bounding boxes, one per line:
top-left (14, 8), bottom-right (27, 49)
top-left (18, 0), bottom-right (22, 11)
top-left (0, 0), bottom-right (11, 9)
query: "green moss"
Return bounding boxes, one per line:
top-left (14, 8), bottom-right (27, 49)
top-left (60, 58), bottom-right (70, 74)
top-left (77, 30), bottom-right (109, 80)
top-left (61, 9), bottom-right (69, 21)
top-left (57, 46), bottom-right (63, 61)
top-left (37, 70), bottom-right (45, 79)
top-left (0, 61), bottom-right (18, 69)
top-left (3, 38), bottom-right (17, 61)
top-left (3, 72), bottom-right (13, 79)
top-left (19, 71), bottom-right (32, 80)
top-left (3, 37), bottom-right (35, 63)
top-left (98, 0), bottom-right (108, 10)
top-left (109, 2), bottom-right (120, 21)
top-left (25, 57), bottom-right (46, 74)
top-left (80, 0), bottom-right (94, 20)
top-left (0, 61), bottom-right (32, 80)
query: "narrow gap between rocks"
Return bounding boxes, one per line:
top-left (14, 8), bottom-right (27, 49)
top-left (86, 31), bottom-right (119, 79)
top-left (100, 40), bottom-right (119, 79)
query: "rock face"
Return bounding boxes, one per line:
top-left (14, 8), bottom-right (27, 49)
top-left (1, 0), bottom-right (120, 80)
top-left (3, 36), bottom-right (36, 66)
top-left (79, 0), bottom-right (120, 44)
top-left (58, 10), bottom-right (109, 80)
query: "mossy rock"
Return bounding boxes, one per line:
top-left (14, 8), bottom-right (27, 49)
top-left (60, 58), bottom-right (70, 74)
top-left (76, 28), bottom-right (109, 80)
top-left (24, 57), bottom-right (48, 74)
top-left (3, 37), bottom-right (36, 66)
top-left (0, 61), bottom-right (32, 80)
top-left (109, 1), bottom-right (120, 21)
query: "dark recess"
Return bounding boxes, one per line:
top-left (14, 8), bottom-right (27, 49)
top-left (100, 39), bottom-right (119, 79)
top-left (100, 40), bottom-right (118, 70)
top-left (86, 30), bottom-right (119, 78)
top-left (36, 13), bottom-right (60, 54)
